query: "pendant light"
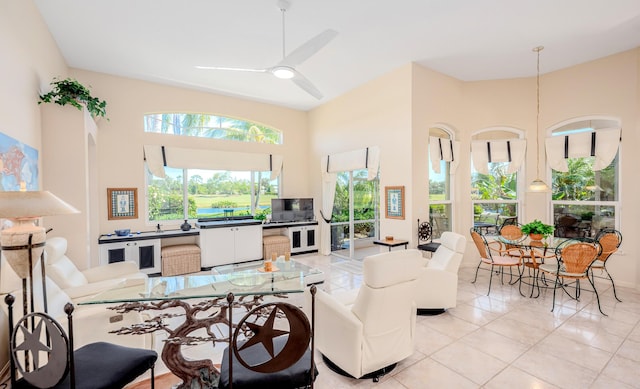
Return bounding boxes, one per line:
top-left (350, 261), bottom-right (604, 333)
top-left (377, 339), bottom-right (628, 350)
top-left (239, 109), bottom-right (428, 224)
top-left (528, 46), bottom-right (550, 192)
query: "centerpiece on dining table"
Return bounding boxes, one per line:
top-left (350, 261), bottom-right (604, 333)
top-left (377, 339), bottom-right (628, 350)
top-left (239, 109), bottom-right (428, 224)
top-left (520, 219), bottom-right (554, 241)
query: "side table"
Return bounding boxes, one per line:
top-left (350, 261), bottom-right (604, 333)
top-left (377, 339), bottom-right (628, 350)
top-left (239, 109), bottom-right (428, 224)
top-left (373, 239), bottom-right (409, 251)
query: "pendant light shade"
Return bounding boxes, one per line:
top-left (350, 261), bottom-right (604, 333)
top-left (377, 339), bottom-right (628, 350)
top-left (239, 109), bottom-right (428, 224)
top-left (528, 46), bottom-right (550, 192)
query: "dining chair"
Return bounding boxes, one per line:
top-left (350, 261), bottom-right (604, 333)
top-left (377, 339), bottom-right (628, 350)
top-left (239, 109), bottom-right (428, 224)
top-left (470, 229), bottom-right (523, 295)
top-left (591, 228), bottom-right (623, 302)
top-left (538, 240), bottom-right (605, 315)
top-left (5, 295), bottom-right (158, 389)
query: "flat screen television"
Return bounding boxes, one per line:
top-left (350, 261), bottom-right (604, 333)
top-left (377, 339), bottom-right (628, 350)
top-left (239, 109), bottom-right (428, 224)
top-left (271, 198), bottom-right (314, 223)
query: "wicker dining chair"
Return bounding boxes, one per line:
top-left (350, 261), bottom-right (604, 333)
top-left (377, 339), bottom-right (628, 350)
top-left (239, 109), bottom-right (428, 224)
top-left (470, 229), bottom-right (523, 296)
top-left (591, 228), bottom-right (623, 302)
top-left (539, 240), bottom-right (605, 315)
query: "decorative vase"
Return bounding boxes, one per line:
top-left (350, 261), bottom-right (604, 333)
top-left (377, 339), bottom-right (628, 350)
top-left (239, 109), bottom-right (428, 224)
top-left (180, 220), bottom-right (191, 231)
top-left (529, 233), bottom-right (543, 241)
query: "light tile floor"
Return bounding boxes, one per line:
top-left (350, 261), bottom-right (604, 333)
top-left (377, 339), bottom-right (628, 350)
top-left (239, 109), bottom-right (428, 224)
top-left (135, 250), bottom-right (640, 388)
top-left (289, 251), bottom-right (640, 389)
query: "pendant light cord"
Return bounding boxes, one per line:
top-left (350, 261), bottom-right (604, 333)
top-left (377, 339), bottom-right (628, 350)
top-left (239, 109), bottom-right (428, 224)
top-left (534, 46), bottom-right (544, 179)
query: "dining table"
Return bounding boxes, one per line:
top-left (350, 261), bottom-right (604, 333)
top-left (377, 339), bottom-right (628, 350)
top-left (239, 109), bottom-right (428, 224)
top-left (496, 235), bottom-right (571, 297)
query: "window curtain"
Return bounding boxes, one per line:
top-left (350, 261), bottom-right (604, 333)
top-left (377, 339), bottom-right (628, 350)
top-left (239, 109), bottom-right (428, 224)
top-left (143, 145), bottom-right (283, 179)
top-left (544, 128), bottom-right (621, 172)
top-left (429, 136), bottom-right (461, 174)
top-left (471, 139), bottom-right (526, 175)
top-left (318, 146), bottom-right (380, 255)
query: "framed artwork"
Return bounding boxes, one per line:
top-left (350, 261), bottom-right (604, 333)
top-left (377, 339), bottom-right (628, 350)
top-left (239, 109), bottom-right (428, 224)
top-left (385, 186), bottom-right (405, 219)
top-left (107, 188), bottom-right (138, 220)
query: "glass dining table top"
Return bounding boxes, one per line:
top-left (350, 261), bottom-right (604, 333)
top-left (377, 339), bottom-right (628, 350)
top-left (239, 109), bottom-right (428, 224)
top-left (79, 267), bottom-right (306, 305)
top-left (497, 235), bottom-right (572, 254)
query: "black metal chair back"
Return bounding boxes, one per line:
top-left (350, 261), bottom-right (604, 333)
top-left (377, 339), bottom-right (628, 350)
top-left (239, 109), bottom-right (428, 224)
top-left (5, 294), bottom-right (157, 389)
top-left (221, 286), bottom-right (317, 389)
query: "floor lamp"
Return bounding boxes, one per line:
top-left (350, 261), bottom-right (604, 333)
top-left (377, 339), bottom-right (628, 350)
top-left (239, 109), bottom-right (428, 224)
top-left (0, 191), bottom-right (79, 317)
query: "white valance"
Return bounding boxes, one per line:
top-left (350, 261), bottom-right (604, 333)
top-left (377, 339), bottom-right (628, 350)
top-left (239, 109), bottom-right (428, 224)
top-left (321, 146), bottom-right (380, 180)
top-left (143, 145), bottom-right (283, 180)
top-left (545, 128), bottom-right (621, 172)
top-left (471, 139), bottom-right (526, 175)
top-left (429, 136), bottom-right (461, 174)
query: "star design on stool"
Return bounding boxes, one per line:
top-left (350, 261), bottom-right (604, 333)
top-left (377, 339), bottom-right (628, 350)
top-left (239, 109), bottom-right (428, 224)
top-left (16, 320), bottom-right (52, 368)
top-left (239, 307), bottom-right (289, 357)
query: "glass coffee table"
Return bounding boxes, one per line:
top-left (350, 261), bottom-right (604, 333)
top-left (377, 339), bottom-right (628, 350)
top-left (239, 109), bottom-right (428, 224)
top-left (80, 267), bottom-right (315, 388)
top-left (212, 258), bottom-right (325, 286)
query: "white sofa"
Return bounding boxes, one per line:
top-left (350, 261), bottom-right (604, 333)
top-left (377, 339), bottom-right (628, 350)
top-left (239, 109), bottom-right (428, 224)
top-left (45, 237), bottom-right (147, 300)
top-left (416, 231), bottom-right (466, 313)
top-left (1, 256), bottom-right (153, 351)
top-left (311, 250), bottom-right (422, 380)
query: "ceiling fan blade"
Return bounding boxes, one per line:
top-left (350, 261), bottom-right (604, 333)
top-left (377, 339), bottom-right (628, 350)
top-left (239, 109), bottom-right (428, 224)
top-left (279, 29), bottom-right (338, 68)
top-left (290, 69), bottom-right (323, 99)
top-left (195, 66), bottom-right (268, 73)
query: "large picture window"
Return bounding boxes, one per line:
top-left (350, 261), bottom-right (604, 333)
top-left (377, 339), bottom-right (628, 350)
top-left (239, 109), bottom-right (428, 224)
top-left (550, 118), bottom-right (620, 238)
top-left (471, 128), bottom-right (523, 232)
top-left (147, 167), bottom-right (279, 222)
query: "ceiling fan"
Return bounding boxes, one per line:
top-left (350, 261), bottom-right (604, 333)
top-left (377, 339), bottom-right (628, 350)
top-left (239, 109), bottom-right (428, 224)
top-left (196, 0), bottom-right (337, 99)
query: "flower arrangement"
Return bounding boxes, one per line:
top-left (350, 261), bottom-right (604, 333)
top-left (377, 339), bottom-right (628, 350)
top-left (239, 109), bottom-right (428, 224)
top-left (521, 219), bottom-right (554, 238)
top-left (39, 77), bottom-right (107, 119)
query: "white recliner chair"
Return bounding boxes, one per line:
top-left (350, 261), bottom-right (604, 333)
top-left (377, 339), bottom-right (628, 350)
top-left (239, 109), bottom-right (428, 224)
top-left (416, 231), bottom-right (466, 314)
top-left (45, 237), bottom-right (147, 300)
top-left (312, 251), bottom-right (422, 381)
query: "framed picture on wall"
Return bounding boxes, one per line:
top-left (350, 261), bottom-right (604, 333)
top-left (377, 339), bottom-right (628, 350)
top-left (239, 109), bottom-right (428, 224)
top-left (385, 186), bottom-right (405, 219)
top-left (107, 188), bottom-right (138, 220)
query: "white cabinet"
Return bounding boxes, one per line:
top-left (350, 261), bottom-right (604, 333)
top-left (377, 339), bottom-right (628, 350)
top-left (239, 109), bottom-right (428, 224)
top-left (200, 225), bottom-right (262, 267)
top-left (288, 225), bottom-right (318, 253)
top-left (99, 238), bottom-right (161, 274)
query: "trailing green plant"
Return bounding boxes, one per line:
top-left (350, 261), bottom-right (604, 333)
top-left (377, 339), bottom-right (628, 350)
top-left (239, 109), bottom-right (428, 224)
top-left (39, 77), bottom-right (107, 119)
top-left (520, 219), bottom-right (554, 238)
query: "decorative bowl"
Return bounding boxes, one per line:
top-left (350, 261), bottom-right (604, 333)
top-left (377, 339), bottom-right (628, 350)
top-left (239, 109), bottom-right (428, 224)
top-left (115, 229), bottom-right (131, 236)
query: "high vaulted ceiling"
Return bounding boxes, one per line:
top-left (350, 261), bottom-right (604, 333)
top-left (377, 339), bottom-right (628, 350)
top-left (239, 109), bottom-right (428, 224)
top-left (34, 0), bottom-right (640, 111)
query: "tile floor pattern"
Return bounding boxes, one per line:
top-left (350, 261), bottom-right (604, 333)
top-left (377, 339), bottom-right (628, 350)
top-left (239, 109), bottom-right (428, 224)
top-left (131, 251), bottom-right (640, 388)
top-left (291, 253), bottom-right (640, 389)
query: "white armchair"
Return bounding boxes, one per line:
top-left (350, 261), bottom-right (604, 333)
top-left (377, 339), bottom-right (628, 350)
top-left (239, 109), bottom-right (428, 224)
top-left (416, 231), bottom-right (466, 314)
top-left (45, 237), bottom-right (147, 300)
top-left (311, 251), bottom-right (422, 381)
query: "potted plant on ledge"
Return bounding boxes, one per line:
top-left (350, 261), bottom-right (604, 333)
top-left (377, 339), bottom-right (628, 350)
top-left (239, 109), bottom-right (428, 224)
top-left (521, 219), bottom-right (554, 241)
top-left (38, 77), bottom-right (108, 120)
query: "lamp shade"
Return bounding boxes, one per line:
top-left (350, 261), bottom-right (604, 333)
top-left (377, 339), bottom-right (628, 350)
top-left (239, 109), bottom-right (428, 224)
top-left (528, 178), bottom-right (550, 192)
top-left (0, 190), bottom-right (79, 219)
top-left (0, 191), bottom-right (79, 279)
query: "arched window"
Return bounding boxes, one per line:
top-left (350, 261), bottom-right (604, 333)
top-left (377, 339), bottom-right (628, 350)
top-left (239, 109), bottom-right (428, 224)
top-left (548, 117), bottom-right (621, 238)
top-left (144, 113), bottom-right (282, 144)
top-left (428, 126), bottom-right (457, 238)
top-left (470, 127), bottom-right (525, 232)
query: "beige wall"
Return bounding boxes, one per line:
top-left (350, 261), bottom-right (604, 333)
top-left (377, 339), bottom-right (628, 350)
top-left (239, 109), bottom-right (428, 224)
top-left (308, 64), bottom-right (414, 241)
top-left (0, 0), bottom-right (69, 372)
top-left (307, 49), bottom-right (639, 289)
top-left (69, 70), bottom-right (310, 245)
